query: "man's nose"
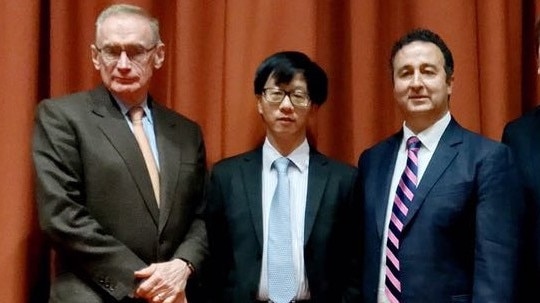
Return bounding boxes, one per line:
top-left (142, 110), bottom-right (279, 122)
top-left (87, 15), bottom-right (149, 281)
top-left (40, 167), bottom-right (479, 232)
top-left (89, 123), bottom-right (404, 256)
top-left (116, 51), bottom-right (131, 69)
top-left (410, 72), bottom-right (423, 87)
top-left (279, 94), bottom-right (294, 110)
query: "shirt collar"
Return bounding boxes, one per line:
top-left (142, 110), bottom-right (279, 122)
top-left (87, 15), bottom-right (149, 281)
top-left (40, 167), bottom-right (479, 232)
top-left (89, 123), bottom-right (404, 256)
top-left (114, 96), bottom-right (154, 125)
top-left (402, 111), bottom-right (451, 152)
top-left (262, 138), bottom-right (310, 173)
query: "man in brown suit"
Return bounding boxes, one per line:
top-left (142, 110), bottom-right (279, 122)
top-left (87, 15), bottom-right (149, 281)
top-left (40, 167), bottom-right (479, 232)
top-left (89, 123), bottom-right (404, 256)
top-left (32, 4), bottom-right (207, 302)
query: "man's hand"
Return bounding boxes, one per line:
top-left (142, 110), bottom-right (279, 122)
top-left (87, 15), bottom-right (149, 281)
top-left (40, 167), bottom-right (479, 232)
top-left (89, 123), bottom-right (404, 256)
top-left (134, 258), bottom-right (192, 303)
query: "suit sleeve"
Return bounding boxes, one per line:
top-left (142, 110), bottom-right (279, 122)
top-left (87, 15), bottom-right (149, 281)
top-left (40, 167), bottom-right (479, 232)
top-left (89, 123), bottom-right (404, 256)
top-left (32, 100), bottom-right (147, 300)
top-left (173, 128), bottom-right (209, 271)
top-left (473, 143), bottom-right (525, 302)
top-left (204, 165), bottom-right (231, 302)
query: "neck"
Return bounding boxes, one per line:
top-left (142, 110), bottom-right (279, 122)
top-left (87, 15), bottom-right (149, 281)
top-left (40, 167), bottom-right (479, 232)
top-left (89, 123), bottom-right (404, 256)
top-left (112, 92), bottom-right (148, 107)
top-left (404, 111), bottom-right (448, 134)
top-left (267, 134), bottom-right (306, 156)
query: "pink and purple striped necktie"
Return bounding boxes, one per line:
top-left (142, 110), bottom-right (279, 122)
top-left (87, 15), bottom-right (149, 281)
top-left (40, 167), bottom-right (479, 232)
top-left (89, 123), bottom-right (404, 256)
top-left (385, 136), bottom-right (421, 303)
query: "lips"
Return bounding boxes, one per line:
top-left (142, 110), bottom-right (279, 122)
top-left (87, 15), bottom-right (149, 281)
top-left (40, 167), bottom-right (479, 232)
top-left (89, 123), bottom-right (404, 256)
top-left (114, 77), bottom-right (136, 84)
top-left (277, 117), bottom-right (294, 122)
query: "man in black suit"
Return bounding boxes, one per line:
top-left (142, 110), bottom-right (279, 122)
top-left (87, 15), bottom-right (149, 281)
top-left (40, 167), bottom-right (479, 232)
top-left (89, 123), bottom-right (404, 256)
top-left (354, 29), bottom-right (524, 302)
top-left (501, 19), bottom-right (540, 303)
top-left (32, 4), bottom-right (207, 302)
top-left (206, 51), bottom-right (358, 302)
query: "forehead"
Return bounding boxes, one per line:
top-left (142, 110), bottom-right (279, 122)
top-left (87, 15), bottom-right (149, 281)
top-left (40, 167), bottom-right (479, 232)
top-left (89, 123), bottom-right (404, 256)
top-left (265, 72), bottom-right (307, 87)
top-left (393, 41), bottom-right (445, 69)
top-left (96, 13), bottom-right (153, 45)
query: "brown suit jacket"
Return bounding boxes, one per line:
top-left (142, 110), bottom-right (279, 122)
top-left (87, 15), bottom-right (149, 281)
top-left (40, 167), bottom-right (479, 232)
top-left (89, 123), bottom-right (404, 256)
top-left (32, 85), bottom-right (207, 302)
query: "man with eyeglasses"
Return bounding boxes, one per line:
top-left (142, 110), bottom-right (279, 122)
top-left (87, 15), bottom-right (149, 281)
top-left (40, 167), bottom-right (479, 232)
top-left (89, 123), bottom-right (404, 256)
top-left (32, 4), bottom-right (207, 303)
top-left (205, 51), bottom-right (359, 302)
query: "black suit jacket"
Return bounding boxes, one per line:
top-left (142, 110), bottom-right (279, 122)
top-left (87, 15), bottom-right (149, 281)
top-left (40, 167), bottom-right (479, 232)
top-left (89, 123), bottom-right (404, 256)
top-left (502, 107), bottom-right (540, 302)
top-left (205, 147), bottom-right (357, 303)
top-left (32, 85), bottom-right (208, 302)
top-left (354, 118), bottom-right (524, 303)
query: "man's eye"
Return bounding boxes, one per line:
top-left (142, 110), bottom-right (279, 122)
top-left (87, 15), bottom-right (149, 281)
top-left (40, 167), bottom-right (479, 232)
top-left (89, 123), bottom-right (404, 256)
top-left (125, 46), bottom-right (145, 56)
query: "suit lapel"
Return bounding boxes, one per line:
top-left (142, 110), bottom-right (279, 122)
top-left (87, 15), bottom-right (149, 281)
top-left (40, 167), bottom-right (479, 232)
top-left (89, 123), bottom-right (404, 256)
top-left (90, 87), bottom-right (160, 225)
top-left (151, 101), bottom-right (181, 233)
top-left (375, 135), bottom-right (401, 238)
top-left (304, 151), bottom-right (329, 244)
top-left (241, 149), bottom-right (264, 248)
top-left (402, 119), bottom-right (461, 228)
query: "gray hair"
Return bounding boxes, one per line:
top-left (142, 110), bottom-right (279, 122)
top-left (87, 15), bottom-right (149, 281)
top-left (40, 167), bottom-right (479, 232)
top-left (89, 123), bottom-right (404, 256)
top-left (95, 4), bottom-right (162, 44)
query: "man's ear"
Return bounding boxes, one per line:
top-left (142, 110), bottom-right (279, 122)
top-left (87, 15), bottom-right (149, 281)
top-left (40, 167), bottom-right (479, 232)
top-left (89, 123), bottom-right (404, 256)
top-left (257, 97), bottom-right (263, 114)
top-left (153, 44), bottom-right (165, 69)
top-left (90, 45), bottom-right (101, 70)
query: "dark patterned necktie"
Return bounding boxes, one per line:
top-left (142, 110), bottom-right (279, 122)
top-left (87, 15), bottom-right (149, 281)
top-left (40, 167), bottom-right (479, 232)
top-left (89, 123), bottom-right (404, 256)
top-left (385, 136), bottom-right (421, 303)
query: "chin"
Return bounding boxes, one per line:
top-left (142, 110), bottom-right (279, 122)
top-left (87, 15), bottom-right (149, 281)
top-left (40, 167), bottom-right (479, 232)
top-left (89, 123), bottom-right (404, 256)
top-left (112, 83), bottom-right (142, 94)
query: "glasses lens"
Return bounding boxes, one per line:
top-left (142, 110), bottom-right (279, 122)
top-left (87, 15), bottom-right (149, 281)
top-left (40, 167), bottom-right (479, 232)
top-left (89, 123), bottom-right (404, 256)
top-left (99, 46), bottom-right (120, 61)
top-left (125, 45), bottom-right (150, 62)
top-left (265, 89), bottom-right (285, 103)
top-left (290, 91), bottom-right (309, 106)
top-left (99, 44), bottom-right (154, 63)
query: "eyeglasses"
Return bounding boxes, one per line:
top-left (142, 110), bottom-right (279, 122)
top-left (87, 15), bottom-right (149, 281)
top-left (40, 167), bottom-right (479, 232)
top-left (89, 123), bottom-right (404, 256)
top-left (262, 88), bottom-right (311, 108)
top-left (94, 44), bottom-right (157, 64)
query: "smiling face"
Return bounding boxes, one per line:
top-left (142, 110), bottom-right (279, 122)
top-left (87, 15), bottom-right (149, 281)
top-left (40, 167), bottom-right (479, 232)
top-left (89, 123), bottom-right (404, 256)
top-left (392, 41), bottom-right (453, 133)
top-left (257, 72), bottom-right (316, 152)
top-left (91, 13), bottom-right (164, 106)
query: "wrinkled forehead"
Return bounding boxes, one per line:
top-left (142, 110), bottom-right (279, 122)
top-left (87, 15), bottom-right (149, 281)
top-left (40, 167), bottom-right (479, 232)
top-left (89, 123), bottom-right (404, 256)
top-left (96, 13), bottom-right (154, 46)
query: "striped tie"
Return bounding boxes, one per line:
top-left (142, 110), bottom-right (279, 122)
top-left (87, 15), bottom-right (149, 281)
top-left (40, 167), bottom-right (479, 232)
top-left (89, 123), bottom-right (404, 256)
top-left (385, 136), bottom-right (421, 303)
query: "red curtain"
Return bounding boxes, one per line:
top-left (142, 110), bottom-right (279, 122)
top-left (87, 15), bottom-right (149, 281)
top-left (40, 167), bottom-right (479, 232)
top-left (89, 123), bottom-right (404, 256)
top-left (0, 0), bottom-right (536, 301)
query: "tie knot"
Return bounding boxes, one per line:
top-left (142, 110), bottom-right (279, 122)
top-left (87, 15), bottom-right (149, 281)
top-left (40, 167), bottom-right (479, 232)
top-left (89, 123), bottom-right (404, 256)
top-left (406, 136), bottom-right (421, 151)
top-left (273, 157), bottom-right (290, 175)
top-left (129, 106), bottom-right (144, 122)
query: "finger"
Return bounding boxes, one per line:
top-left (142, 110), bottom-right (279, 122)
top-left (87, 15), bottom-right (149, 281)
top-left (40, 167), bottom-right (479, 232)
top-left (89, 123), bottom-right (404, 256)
top-left (163, 292), bottom-right (186, 303)
top-left (154, 288), bottom-right (177, 303)
top-left (154, 292), bottom-right (167, 303)
top-left (136, 276), bottom-right (162, 298)
top-left (135, 263), bottom-right (156, 277)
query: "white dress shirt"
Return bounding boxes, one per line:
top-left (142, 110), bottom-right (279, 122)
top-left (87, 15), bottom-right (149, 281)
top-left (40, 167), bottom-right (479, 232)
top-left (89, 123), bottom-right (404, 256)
top-left (258, 138), bottom-right (311, 300)
top-left (377, 112), bottom-right (451, 303)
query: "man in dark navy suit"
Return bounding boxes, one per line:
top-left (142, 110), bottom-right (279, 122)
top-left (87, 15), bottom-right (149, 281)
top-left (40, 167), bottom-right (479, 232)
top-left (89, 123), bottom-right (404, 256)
top-left (354, 28), bottom-right (524, 303)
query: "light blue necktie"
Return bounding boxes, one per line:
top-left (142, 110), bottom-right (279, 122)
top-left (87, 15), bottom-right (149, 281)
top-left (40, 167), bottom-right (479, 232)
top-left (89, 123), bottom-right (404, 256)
top-left (268, 157), bottom-right (296, 303)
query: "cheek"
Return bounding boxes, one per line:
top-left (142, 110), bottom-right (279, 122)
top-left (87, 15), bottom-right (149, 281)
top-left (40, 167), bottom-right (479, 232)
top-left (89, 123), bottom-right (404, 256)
top-left (393, 81), bottom-right (408, 95)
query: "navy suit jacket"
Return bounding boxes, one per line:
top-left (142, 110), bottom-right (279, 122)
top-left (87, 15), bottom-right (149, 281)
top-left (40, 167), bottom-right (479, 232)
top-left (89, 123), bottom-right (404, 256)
top-left (354, 118), bottom-right (524, 303)
top-left (32, 85), bottom-right (208, 302)
top-left (205, 147), bottom-right (358, 303)
top-left (502, 107), bottom-right (540, 302)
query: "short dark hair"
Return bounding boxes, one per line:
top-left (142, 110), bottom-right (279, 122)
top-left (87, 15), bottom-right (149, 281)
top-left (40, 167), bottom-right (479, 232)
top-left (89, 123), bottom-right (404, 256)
top-left (390, 28), bottom-right (454, 79)
top-left (253, 51), bottom-right (328, 105)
